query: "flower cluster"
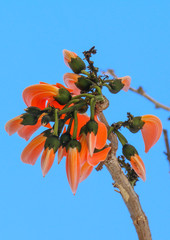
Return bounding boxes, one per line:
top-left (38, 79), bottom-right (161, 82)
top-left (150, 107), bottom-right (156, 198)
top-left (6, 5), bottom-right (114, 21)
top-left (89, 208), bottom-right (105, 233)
top-left (5, 48), bottom-right (162, 193)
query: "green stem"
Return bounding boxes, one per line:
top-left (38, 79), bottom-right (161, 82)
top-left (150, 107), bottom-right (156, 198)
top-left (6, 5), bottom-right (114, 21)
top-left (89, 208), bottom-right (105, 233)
top-left (81, 70), bottom-right (91, 77)
top-left (72, 93), bottom-right (95, 100)
top-left (114, 129), bottom-right (128, 146)
top-left (90, 98), bottom-right (96, 120)
top-left (53, 109), bottom-right (59, 136)
top-left (58, 102), bottom-right (86, 116)
top-left (72, 111), bottom-right (78, 139)
top-left (67, 117), bottom-right (73, 133)
top-left (63, 99), bottom-right (80, 109)
top-left (93, 85), bottom-right (102, 94)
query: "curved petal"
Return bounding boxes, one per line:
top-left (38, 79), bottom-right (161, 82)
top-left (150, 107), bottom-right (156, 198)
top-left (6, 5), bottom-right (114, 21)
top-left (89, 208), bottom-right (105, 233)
top-left (121, 76), bottom-right (131, 92)
top-left (87, 147), bottom-right (111, 166)
top-left (5, 115), bottom-right (23, 136)
top-left (22, 84), bottom-right (59, 107)
top-left (79, 134), bottom-right (89, 165)
top-left (66, 147), bottom-right (80, 195)
top-left (95, 116), bottom-right (107, 149)
top-left (141, 115), bottom-right (162, 153)
top-left (63, 73), bottom-right (81, 95)
top-left (63, 49), bottom-right (77, 67)
top-left (41, 148), bottom-right (55, 177)
top-left (130, 154), bottom-right (146, 181)
top-left (86, 132), bottom-right (97, 157)
top-left (79, 161), bottom-right (93, 183)
top-left (21, 133), bottom-right (46, 165)
top-left (58, 146), bottom-right (66, 164)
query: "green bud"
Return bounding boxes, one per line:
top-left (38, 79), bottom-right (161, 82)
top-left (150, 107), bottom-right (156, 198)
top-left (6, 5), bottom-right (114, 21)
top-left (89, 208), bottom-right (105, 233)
top-left (66, 139), bottom-right (81, 152)
top-left (54, 87), bottom-right (72, 105)
top-left (44, 135), bottom-right (60, 153)
top-left (127, 117), bottom-right (145, 133)
top-left (21, 113), bottom-right (38, 125)
top-left (69, 56), bottom-right (86, 74)
top-left (77, 101), bottom-right (88, 114)
top-left (75, 76), bottom-right (92, 92)
top-left (122, 144), bottom-right (138, 160)
top-left (60, 132), bottom-right (71, 147)
top-left (86, 120), bottom-right (98, 135)
top-left (108, 79), bottom-right (124, 94)
top-left (25, 106), bottom-right (42, 116)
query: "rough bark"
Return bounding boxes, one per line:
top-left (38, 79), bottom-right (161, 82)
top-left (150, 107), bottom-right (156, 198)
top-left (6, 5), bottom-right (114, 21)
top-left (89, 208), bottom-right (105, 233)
top-left (98, 111), bottom-right (152, 240)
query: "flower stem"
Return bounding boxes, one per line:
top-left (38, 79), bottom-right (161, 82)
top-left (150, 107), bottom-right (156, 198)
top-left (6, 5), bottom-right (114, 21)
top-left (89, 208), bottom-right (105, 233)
top-left (81, 70), bottom-right (91, 77)
top-left (72, 111), bottom-right (78, 139)
top-left (113, 129), bottom-right (128, 146)
top-left (90, 98), bottom-right (96, 120)
top-left (58, 102), bottom-right (86, 116)
top-left (53, 109), bottom-right (59, 136)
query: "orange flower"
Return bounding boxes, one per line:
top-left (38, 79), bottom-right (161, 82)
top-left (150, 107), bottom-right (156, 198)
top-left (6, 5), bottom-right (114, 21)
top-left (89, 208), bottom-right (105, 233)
top-left (120, 76), bottom-right (131, 92)
top-left (63, 73), bottom-right (81, 95)
top-left (5, 113), bottom-right (50, 141)
top-left (79, 161), bottom-right (93, 183)
top-left (21, 133), bottom-right (47, 165)
top-left (130, 154), bottom-right (146, 182)
top-left (63, 49), bottom-right (86, 74)
top-left (66, 145), bottom-right (81, 195)
top-left (22, 82), bottom-right (71, 110)
top-left (141, 115), bottom-right (162, 153)
top-left (58, 146), bottom-right (66, 164)
top-left (63, 49), bottom-right (77, 68)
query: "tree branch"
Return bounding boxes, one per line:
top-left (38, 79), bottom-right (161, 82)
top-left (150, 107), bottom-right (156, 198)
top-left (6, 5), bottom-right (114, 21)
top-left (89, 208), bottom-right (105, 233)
top-left (129, 87), bottom-right (170, 112)
top-left (98, 110), bottom-right (152, 240)
top-left (163, 129), bottom-right (170, 171)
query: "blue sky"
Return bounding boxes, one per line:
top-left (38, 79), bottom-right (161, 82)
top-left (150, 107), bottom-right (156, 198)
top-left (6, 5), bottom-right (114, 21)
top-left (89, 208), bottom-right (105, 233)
top-left (1, 1), bottom-right (170, 239)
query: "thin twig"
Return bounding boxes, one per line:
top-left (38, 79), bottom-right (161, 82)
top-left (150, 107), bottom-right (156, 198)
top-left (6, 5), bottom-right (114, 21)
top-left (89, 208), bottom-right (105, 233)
top-left (163, 129), bottom-right (170, 172)
top-left (130, 87), bottom-right (170, 111)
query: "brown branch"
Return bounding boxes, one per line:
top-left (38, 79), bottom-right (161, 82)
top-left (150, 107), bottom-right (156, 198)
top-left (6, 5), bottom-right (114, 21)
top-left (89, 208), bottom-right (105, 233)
top-left (163, 129), bottom-right (170, 171)
top-left (98, 110), bottom-right (152, 240)
top-left (129, 87), bottom-right (170, 112)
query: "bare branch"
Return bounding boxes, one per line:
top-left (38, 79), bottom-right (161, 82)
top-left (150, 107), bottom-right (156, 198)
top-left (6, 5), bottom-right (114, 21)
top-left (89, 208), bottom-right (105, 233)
top-left (130, 87), bottom-right (170, 112)
top-left (163, 129), bottom-right (170, 171)
top-left (97, 106), bottom-right (152, 240)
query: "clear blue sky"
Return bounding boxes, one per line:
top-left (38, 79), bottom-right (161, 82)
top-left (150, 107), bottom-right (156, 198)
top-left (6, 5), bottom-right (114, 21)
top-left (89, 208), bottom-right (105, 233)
top-left (1, 1), bottom-right (170, 239)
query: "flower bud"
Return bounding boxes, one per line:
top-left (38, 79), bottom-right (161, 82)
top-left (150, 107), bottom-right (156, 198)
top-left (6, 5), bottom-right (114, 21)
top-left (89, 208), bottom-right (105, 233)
top-left (66, 139), bottom-right (81, 152)
top-left (25, 106), bottom-right (42, 116)
top-left (21, 113), bottom-right (39, 125)
top-left (108, 79), bottom-right (124, 94)
top-left (54, 87), bottom-right (72, 105)
top-left (127, 117), bottom-right (144, 133)
top-left (86, 120), bottom-right (98, 135)
top-left (60, 132), bottom-right (71, 147)
top-left (63, 49), bottom-right (86, 74)
top-left (44, 135), bottom-right (60, 153)
top-left (122, 144), bottom-right (138, 160)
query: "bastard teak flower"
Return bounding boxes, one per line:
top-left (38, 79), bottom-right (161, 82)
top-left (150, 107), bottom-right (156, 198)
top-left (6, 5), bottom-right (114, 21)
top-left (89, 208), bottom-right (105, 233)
top-left (5, 47), bottom-right (162, 193)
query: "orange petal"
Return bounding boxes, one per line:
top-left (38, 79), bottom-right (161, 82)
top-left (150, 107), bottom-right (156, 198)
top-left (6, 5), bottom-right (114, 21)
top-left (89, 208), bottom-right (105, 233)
top-left (86, 132), bottom-right (97, 157)
top-left (41, 148), bottom-right (55, 177)
top-left (66, 147), bottom-right (80, 195)
top-left (5, 115), bottom-right (23, 136)
top-left (130, 154), bottom-right (146, 181)
top-left (95, 116), bottom-right (107, 149)
top-left (21, 133), bottom-right (46, 165)
top-left (79, 161), bottom-right (93, 183)
top-left (63, 49), bottom-right (77, 67)
top-left (22, 84), bottom-right (59, 107)
top-left (141, 115), bottom-right (162, 153)
top-left (58, 146), bottom-right (66, 164)
top-left (121, 76), bottom-right (131, 92)
top-left (87, 147), bottom-right (111, 166)
top-left (79, 134), bottom-right (89, 165)
top-left (63, 73), bottom-right (81, 95)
